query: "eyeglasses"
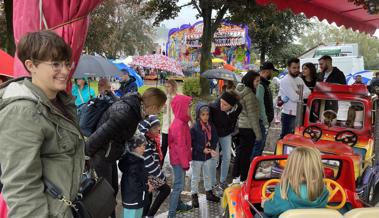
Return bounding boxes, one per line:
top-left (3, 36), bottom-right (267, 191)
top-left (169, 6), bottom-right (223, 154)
top-left (33, 59), bottom-right (75, 71)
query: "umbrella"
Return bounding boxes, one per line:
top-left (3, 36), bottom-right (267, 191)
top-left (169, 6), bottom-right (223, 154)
top-left (131, 54), bottom-right (183, 76)
top-left (202, 69), bottom-right (241, 82)
top-left (73, 55), bottom-right (120, 78)
top-left (346, 70), bottom-right (373, 85)
top-left (112, 61), bottom-right (144, 87)
top-left (0, 49), bottom-right (14, 78)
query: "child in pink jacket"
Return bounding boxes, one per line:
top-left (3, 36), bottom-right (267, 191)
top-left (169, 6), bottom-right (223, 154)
top-left (168, 95), bottom-right (193, 217)
top-left (0, 193), bottom-right (7, 218)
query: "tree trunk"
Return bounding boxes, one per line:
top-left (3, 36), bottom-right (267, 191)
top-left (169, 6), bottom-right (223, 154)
top-left (4, 0), bottom-right (15, 55)
top-left (199, 4), bottom-right (212, 95)
top-left (260, 45), bottom-right (266, 64)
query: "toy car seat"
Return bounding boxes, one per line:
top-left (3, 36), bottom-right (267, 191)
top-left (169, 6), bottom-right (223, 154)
top-left (279, 209), bottom-right (343, 218)
top-left (344, 208), bottom-right (379, 218)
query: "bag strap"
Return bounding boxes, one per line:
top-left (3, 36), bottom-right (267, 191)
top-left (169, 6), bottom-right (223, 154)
top-left (78, 88), bottom-right (85, 104)
top-left (44, 178), bottom-right (77, 209)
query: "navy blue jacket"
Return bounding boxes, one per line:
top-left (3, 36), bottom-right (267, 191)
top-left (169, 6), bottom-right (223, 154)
top-left (190, 103), bottom-right (218, 161)
top-left (118, 151), bottom-right (148, 209)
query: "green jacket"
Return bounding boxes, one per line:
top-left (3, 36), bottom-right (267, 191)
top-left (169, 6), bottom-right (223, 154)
top-left (0, 78), bottom-right (85, 218)
top-left (256, 84), bottom-right (269, 126)
top-left (235, 83), bottom-right (262, 141)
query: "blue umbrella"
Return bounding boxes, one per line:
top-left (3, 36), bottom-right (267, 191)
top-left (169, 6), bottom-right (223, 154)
top-left (346, 70), bottom-right (373, 85)
top-left (111, 61), bottom-right (144, 87)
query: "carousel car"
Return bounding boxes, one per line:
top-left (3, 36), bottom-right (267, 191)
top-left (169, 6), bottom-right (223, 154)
top-left (275, 82), bottom-right (379, 206)
top-left (222, 155), bottom-right (379, 218)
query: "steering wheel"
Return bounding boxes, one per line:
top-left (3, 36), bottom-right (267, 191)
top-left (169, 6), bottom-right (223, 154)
top-left (303, 126), bottom-right (323, 142)
top-left (335, 130), bottom-right (358, 147)
top-left (261, 178), bottom-right (347, 210)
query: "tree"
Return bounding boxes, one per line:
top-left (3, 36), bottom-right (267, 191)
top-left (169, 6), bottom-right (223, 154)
top-left (85, 0), bottom-right (155, 58)
top-left (142, 0), bottom-right (250, 94)
top-left (230, 2), bottom-right (310, 64)
top-left (299, 20), bottom-right (379, 69)
top-left (0, 0), bottom-right (15, 55)
top-left (269, 44), bottom-right (306, 68)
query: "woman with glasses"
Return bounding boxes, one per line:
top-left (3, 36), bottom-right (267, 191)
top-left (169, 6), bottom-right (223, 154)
top-left (0, 30), bottom-right (85, 218)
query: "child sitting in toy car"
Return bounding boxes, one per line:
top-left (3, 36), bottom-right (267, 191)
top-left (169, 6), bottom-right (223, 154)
top-left (260, 147), bottom-right (329, 218)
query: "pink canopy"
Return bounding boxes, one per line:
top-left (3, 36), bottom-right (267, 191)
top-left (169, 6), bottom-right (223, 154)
top-left (13, 0), bottom-right (103, 81)
top-left (256, 0), bottom-right (379, 35)
top-left (131, 54), bottom-right (184, 76)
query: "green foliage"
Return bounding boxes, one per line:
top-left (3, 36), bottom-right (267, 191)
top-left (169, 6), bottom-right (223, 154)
top-left (299, 20), bottom-right (379, 70)
top-left (269, 44), bottom-right (307, 68)
top-left (86, 0), bottom-right (155, 58)
top-left (183, 76), bottom-right (202, 97)
top-left (230, 2), bottom-right (311, 64)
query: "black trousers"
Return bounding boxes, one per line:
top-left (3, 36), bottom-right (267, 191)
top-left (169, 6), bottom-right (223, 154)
top-left (232, 128), bottom-right (256, 181)
top-left (91, 156), bottom-right (119, 218)
top-left (143, 183), bottom-right (171, 216)
top-left (161, 133), bottom-right (169, 163)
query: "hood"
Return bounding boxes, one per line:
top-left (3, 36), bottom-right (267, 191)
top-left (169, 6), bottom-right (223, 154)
top-left (0, 77), bottom-right (74, 111)
top-left (235, 83), bottom-right (252, 98)
top-left (122, 76), bottom-right (136, 85)
top-left (195, 102), bottom-right (209, 120)
top-left (286, 186), bottom-right (329, 208)
top-left (119, 151), bottom-right (144, 172)
top-left (121, 93), bottom-right (143, 121)
top-left (171, 95), bottom-right (192, 123)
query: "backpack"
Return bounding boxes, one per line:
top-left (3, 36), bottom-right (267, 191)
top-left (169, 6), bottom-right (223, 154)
top-left (79, 97), bottom-right (114, 137)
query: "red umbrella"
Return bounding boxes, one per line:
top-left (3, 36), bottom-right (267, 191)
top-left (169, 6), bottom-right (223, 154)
top-left (131, 54), bottom-right (184, 76)
top-left (0, 49), bottom-right (14, 78)
top-left (13, 0), bottom-right (103, 81)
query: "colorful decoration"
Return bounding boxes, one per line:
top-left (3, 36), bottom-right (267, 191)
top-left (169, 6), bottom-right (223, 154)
top-left (166, 21), bottom-right (251, 70)
top-left (130, 54), bottom-right (183, 76)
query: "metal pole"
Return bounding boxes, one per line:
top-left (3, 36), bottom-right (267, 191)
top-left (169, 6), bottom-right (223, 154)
top-left (295, 84), bottom-right (304, 128)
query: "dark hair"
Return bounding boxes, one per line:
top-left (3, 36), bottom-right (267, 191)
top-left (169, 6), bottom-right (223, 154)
top-left (17, 30), bottom-right (72, 73)
top-left (121, 69), bottom-right (129, 75)
top-left (302, 62), bottom-right (317, 81)
top-left (98, 78), bottom-right (111, 94)
top-left (142, 87), bottom-right (167, 107)
top-left (287, 58), bottom-right (300, 67)
top-left (318, 55), bottom-right (332, 62)
top-left (241, 70), bottom-right (260, 93)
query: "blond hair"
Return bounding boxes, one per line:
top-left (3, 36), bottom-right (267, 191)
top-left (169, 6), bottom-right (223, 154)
top-left (280, 147), bottom-right (324, 201)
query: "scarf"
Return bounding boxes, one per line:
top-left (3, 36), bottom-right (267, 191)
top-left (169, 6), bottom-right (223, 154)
top-left (146, 132), bottom-right (163, 161)
top-left (200, 121), bottom-right (212, 146)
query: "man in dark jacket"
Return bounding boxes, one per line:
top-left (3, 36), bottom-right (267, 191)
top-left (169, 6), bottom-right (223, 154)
top-left (318, 55), bottom-right (346, 85)
top-left (369, 72), bottom-right (379, 94)
top-left (259, 62), bottom-right (277, 124)
top-left (209, 91), bottom-right (242, 189)
top-left (85, 88), bottom-right (167, 218)
top-left (117, 69), bottom-right (138, 96)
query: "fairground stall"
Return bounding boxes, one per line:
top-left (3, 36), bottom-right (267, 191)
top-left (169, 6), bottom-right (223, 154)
top-left (166, 21), bottom-right (251, 71)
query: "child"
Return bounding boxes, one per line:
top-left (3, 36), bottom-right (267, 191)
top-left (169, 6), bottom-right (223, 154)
top-left (118, 133), bottom-right (152, 218)
top-left (262, 147), bottom-right (329, 218)
top-left (168, 95), bottom-right (193, 218)
top-left (190, 103), bottom-right (219, 208)
top-left (138, 115), bottom-right (171, 217)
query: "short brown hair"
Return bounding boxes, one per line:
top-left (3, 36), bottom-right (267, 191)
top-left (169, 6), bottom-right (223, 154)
top-left (17, 30), bottom-right (72, 72)
top-left (142, 87), bottom-right (167, 107)
top-left (318, 55), bottom-right (332, 62)
top-left (98, 78), bottom-right (111, 94)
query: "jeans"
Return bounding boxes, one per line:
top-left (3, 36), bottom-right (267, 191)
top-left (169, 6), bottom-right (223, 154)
top-left (219, 135), bottom-right (232, 183)
top-left (191, 160), bottom-right (212, 193)
top-left (232, 128), bottom-right (256, 181)
top-left (123, 208), bottom-right (143, 218)
top-left (209, 145), bottom-right (219, 187)
top-left (280, 113), bottom-right (296, 139)
top-left (168, 165), bottom-right (185, 217)
top-left (251, 120), bottom-right (268, 160)
top-left (144, 183), bottom-right (171, 216)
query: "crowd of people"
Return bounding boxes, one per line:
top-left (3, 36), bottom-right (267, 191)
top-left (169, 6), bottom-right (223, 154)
top-left (0, 29), bottom-right (375, 218)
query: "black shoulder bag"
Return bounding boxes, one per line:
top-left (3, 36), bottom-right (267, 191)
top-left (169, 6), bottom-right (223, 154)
top-left (44, 169), bottom-right (116, 218)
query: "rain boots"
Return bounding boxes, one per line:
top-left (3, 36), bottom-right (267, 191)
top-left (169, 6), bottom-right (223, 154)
top-left (191, 194), bottom-right (199, 208)
top-left (206, 190), bottom-right (220, 202)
